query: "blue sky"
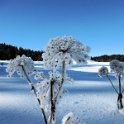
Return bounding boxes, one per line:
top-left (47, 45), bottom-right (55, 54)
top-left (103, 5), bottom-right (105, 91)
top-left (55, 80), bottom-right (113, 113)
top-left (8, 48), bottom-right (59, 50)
top-left (0, 0), bottom-right (124, 56)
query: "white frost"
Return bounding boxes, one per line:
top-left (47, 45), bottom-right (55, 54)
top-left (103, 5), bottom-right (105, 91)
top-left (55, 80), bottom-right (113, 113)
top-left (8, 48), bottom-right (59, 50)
top-left (6, 55), bottom-right (35, 78)
top-left (110, 60), bottom-right (124, 76)
top-left (37, 71), bottom-right (63, 111)
top-left (98, 66), bottom-right (109, 77)
top-left (43, 36), bottom-right (90, 69)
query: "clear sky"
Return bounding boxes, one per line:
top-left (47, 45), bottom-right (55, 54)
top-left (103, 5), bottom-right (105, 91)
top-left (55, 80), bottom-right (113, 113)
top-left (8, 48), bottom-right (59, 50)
top-left (0, 0), bottom-right (124, 56)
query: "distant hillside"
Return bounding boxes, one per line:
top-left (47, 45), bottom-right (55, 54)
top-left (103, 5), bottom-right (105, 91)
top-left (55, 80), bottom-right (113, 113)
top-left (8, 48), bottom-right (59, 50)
top-left (0, 43), bottom-right (43, 61)
top-left (91, 54), bottom-right (124, 62)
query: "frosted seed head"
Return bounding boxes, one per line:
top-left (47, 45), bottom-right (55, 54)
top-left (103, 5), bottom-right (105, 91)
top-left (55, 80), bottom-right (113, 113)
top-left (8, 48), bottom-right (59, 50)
top-left (98, 66), bottom-right (108, 77)
top-left (43, 36), bottom-right (90, 69)
top-left (6, 55), bottom-right (35, 78)
top-left (110, 60), bottom-right (124, 76)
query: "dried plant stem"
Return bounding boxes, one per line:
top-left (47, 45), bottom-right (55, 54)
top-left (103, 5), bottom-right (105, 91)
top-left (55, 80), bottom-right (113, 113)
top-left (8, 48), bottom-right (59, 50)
top-left (54, 61), bottom-right (65, 102)
top-left (21, 65), bottom-right (47, 124)
top-left (64, 116), bottom-right (71, 124)
top-left (48, 61), bottom-right (66, 124)
top-left (106, 74), bottom-right (123, 109)
top-left (48, 79), bottom-right (55, 124)
top-left (117, 75), bottom-right (123, 109)
top-left (118, 75), bottom-right (122, 95)
top-left (106, 75), bottom-right (118, 94)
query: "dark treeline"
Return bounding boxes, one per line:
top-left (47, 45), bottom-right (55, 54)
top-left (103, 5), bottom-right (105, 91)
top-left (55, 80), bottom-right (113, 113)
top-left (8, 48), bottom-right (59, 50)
top-left (91, 54), bottom-right (124, 62)
top-left (1, 43), bottom-right (124, 62)
top-left (0, 43), bottom-right (43, 61)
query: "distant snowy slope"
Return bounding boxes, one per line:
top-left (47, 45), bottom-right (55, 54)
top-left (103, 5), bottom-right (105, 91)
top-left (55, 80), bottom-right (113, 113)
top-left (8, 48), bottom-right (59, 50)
top-left (0, 60), bottom-right (110, 73)
top-left (69, 60), bottom-right (110, 73)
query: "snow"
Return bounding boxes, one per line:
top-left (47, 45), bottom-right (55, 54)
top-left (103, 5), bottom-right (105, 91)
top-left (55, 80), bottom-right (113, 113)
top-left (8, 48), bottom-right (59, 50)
top-left (70, 60), bottom-right (110, 73)
top-left (0, 60), bottom-right (124, 124)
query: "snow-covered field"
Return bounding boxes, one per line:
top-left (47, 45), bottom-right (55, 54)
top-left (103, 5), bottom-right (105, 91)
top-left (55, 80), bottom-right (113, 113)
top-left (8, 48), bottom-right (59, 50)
top-left (0, 61), bottom-right (124, 124)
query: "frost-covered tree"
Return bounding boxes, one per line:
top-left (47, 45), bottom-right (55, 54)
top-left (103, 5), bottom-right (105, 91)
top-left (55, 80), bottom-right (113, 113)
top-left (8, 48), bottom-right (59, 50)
top-left (6, 55), bottom-right (47, 124)
top-left (98, 60), bottom-right (124, 109)
top-left (40, 36), bottom-right (90, 124)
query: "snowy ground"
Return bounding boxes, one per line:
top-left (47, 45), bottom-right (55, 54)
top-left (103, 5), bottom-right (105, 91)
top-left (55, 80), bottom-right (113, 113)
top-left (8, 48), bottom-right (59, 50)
top-left (0, 61), bottom-right (124, 124)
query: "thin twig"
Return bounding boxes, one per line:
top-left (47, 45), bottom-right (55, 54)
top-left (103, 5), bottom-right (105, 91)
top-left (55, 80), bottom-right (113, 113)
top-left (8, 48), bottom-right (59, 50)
top-left (54, 61), bottom-right (65, 101)
top-left (106, 74), bottom-right (118, 94)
